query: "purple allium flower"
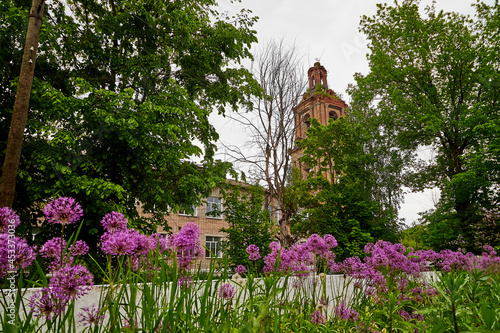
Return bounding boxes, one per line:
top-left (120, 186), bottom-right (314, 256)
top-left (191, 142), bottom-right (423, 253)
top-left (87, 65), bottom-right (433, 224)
top-left (334, 302), bottom-right (359, 322)
top-left (173, 223), bottom-right (201, 248)
top-left (235, 265), bottom-right (246, 274)
top-left (101, 229), bottom-right (139, 256)
top-left (123, 318), bottom-right (138, 330)
top-left (134, 233), bottom-right (150, 256)
top-left (246, 244), bottom-right (260, 261)
top-left (397, 278), bottom-right (408, 291)
top-left (310, 310), bottom-right (326, 325)
top-left (71, 240), bottom-right (89, 256)
top-left (425, 287), bottom-right (439, 297)
top-left (218, 283), bottom-right (235, 300)
top-left (399, 310), bottom-right (412, 321)
top-left (292, 263), bottom-right (311, 278)
top-left (40, 237), bottom-right (66, 258)
top-left (306, 234), bottom-right (328, 254)
top-left (410, 287), bottom-right (423, 295)
top-left (269, 241), bottom-right (281, 252)
top-left (0, 207), bottom-right (21, 233)
top-left (14, 237), bottom-right (37, 270)
top-left (49, 264), bottom-right (94, 301)
top-left (29, 288), bottom-right (67, 320)
top-left (483, 244), bottom-right (494, 253)
top-left (0, 234), bottom-right (11, 277)
top-left (0, 234), bottom-right (37, 277)
top-left (323, 234), bottom-right (338, 249)
top-left (172, 223), bottom-right (203, 270)
top-left (79, 304), bottom-right (104, 327)
top-left (148, 233), bottom-right (170, 253)
top-left (364, 243), bottom-right (375, 253)
top-left (100, 211), bottom-right (128, 232)
top-left (44, 197), bottom-right (83, 225)
top-left (40, 237), bottom-right (69, 268)
top-left (178, 275), bottom-right (193, 288)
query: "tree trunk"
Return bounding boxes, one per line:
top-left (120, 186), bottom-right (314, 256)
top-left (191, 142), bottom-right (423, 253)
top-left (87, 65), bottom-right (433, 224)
top-left (0, 0), bottom-right (45, 207)
top-left (279, 213), bottom-right (294, 247)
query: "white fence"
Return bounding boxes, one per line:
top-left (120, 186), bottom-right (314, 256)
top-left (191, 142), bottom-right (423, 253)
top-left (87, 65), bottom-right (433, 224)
top-left (1, 272), bottom-right (438, 332)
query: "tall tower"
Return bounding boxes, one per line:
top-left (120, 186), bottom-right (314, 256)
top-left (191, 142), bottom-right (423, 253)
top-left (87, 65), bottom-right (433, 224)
top-left (290, 62), bottom-right (348, 180)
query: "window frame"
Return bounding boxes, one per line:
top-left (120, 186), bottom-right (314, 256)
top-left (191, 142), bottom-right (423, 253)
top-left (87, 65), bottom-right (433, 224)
top-left (178, 205), bottom-right (198, 217)
top-left (206, 196), bottom-right (223, 219)
top-left (205, 236), bottom-right (223, 258)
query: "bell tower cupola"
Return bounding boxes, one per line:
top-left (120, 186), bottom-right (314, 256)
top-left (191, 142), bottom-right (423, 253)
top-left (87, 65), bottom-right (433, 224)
top-left (308, 62), bottom-right (328, 90)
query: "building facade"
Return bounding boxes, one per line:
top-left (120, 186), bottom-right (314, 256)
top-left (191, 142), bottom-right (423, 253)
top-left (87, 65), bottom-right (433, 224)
top-left (139, 183), bottom-right (280, 269)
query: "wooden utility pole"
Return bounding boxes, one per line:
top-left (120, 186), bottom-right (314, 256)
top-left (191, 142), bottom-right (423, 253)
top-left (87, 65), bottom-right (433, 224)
top-left (0, 0), bottom-right (45, 207)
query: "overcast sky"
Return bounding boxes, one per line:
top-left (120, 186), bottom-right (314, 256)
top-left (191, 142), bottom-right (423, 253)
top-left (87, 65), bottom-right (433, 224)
top-left (210, 0), bottom-right (489, 226)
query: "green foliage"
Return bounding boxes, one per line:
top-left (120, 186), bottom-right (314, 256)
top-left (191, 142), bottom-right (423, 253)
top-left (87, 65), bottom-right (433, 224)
top-left (348, 0), bottom-right (500, 252)
top-left (293, 117), bottom-right (401, 260)
top-left (0, 0), bottom-right (260, 247)
top-left (219, 183), bottom-right (275, 272)
top-left (423, 206), bottom-right (500, 252)
top-left (400, 223), bottom-right (430, 251)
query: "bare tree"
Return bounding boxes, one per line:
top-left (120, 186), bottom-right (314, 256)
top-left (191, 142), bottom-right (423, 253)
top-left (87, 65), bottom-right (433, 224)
top-left (223, 39), bottom-right (307, 246)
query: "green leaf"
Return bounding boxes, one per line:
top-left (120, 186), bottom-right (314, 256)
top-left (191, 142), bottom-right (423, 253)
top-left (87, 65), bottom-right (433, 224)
top-left (480, 305), bottom-right (497, 329)
top-left (431, 322), bottom-right (450, 333)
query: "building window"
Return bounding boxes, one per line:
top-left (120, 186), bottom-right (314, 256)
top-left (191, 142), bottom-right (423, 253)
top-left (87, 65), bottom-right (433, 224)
top-left (329, 110), bottom-right (338, 121)
top-left (205, 236), bottom-right (223, 258)
top-left (206, 196), bottom-right (223, 219)
top-left (303, 114), bottom-right (311, 128)
top-left (274, 208), bottom-right (280, 225)
top-left (266, 206), bottom-right (280, 225)
top-left (179, 205), bottom-right (197, 217)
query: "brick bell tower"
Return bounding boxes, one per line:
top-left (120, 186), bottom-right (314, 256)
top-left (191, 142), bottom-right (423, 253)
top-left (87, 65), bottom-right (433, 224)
top-left (290, 62), bottom-right (348, 180)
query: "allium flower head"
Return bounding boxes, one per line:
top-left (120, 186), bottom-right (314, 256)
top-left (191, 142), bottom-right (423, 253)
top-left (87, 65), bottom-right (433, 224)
top-left (306, 234), bottom-right (328, 254)
top-left (483, 244), bottom-right (495, 254)
top-left (172, 223), bottom-right (203, 270)
top-left (246, 244), bottom-right (260, 261)
top-left (218, 283), bottom-right (235, 300)
top-left (172, 223), bottom-right (201, 251)
top-left (0, 207), bottom-right (21, 233)
top-left (323, 234), bottom-right (338, 249)
top-left (71, 240), bottom-right (89, 256)
top-left (134, 233), bottom-right (150, 256)
top-left (79, 304), bottom-right (104, 327)
top-left (40, 237), bottom-right (67, 258)
top-left (123, 318), bottom-right (138, 330)
top-left (269, 241), bottom-right (281, 252)
top-left (310, 310), bottom-right (327, 325)
top-left (29, 288), bottom-right (67, 320)
top-left (101, 229), bottom-right (139, 256)
top-left (15, 237), bottom-right (37, 270)
top-left (148, 233), bottom-right (170, 253)
top-left (235, 265), bottom-right (247, 274)
top-left (100, 211), bottom-right (128, 232)
top-left (334, 302), bottom-right (359, 322)
top-left (178, 275), bottom-right (193, 288)
top-left (49, 264), bottom-right (94, 301)
top-left (44, 197), bottom-right (83, 225)
top-left (0, 234), bottom-right (37, 277)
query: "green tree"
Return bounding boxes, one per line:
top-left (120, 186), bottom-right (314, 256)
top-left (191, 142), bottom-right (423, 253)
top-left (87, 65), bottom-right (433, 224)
top-left (0, 0), bottom-right (260, 246)
top-left (400, 222), bottom-right (429, 251)
top-left (219, 182), bottom-right (275, 272)
top-left (348, 0), bottom-right (500, 252)
top-left (294, 117), bottom-right (401, 260)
